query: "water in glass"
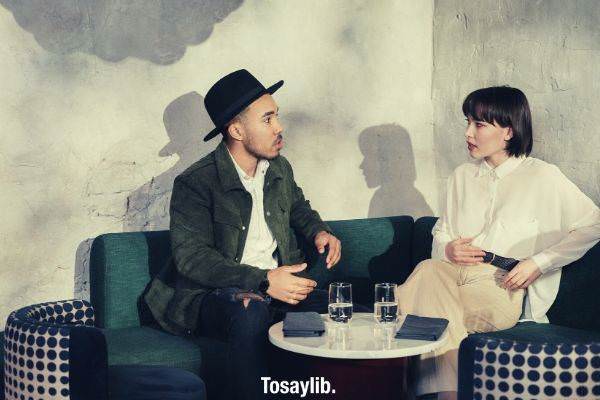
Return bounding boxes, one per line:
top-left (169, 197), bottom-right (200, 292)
top-left (374, 283), bottom-right (398, 324)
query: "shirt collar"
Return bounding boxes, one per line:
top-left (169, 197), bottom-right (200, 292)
top-left (226, 146), bottom-right (269, 181)
top-left (476, 156), bottom-right (526, 179)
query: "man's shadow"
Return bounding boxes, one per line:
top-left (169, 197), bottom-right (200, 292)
top-left (359, 124), bottom-right (432, 218)
top-left (123, 92), bottom-right (214, 231)
top-left (75, 92), bottom-right (214, 299)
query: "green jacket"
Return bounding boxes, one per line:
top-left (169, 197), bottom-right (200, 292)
top-left (144, 141), bottom-right (330, 335)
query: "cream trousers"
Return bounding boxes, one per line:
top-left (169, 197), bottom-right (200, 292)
top-left (395, 259), bottom-right (524, 395)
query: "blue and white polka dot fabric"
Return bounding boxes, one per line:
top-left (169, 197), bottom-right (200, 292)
top-left (3, 299), bottom-right (95, 400)
top-left (470, 338), bottom-right (600, 399)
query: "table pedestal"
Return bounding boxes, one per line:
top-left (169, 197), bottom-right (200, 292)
top-left (269, 346), bottom-right (416, 400)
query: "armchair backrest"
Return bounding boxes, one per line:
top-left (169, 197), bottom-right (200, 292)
top-left (89, 217), bottom-right (415, 326)
top-left (89, 231), bottom-right (171, 329)
top-left (305, 216), bottom-right (414, 306)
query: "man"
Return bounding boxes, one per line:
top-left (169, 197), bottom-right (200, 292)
top-left (143, 69), bottom-right (342, 400)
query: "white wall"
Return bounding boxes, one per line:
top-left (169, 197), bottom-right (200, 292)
top-left (0, 1), bottom-right (436, 327)
top-left (433, 0), bottom-right (600, 207)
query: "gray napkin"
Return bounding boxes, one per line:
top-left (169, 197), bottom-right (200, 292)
top-left (282, 312), bottom-right (325, 337)
top-left (395, 314), bottom-right (449, 341)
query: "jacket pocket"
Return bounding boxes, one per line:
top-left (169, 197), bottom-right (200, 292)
top-left (213, 205), bottom-right (242, 259)
top-left (213, 205), bottom-right (242, 228)
top-left (278, 198), bottom-right (290, 221)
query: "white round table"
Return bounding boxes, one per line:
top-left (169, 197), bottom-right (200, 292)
top-left (269, 312), bottom-right (448, 359)
top-left (268, 313), bottom-right (449, 399)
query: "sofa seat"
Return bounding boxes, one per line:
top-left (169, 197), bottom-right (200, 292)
top-left (104, 326), bottom-right (227, 374)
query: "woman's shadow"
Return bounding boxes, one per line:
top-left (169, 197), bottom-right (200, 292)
top-left (359, 124), bottom-right (432, 218)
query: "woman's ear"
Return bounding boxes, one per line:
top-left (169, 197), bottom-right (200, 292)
top-left (504, 126), bottom-right (514, 141)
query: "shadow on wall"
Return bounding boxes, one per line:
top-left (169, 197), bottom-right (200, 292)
top-left (123, 91), bottom-right (215, 231)
top-left (0, 0), bottom-right (243, 64)
top-left (359, 124), bottom-right (432, 219)
top-left (74, 91), bottom-right (216, 299)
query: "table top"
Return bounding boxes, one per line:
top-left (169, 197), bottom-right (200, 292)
top-left (268, 313), bottom-right (449, 359)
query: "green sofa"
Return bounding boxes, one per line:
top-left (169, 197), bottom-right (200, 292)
top-left (84, 216), bottom-right (600, 399)
top-left (88, 215), bottom-right (414, 399)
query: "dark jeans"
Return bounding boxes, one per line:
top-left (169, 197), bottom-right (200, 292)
top-left (197, 286), bottom-right (330, 400)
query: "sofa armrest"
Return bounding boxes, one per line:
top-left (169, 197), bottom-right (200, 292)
top-left (458, 322), bottom-right (600, 400)
top-left (4, 300), bottom-right (108, 400)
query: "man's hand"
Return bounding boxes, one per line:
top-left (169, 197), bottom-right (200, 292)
top-left (314, 231), bottom-right (341, 268)
top-left (502, 259), bottom-right (542, 290)
top-left (266, 263), bottom-right (317, 305)
top-left (445, 238), bottom-right (485, 265)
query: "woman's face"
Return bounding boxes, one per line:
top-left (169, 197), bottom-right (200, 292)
top-left (464, 116), bottom-right (513, 165)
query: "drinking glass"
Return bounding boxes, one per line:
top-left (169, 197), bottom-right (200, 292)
top-left (374, 283), bottom-right (398, 324)
top-left (328, 282), bottom-right (353, 323)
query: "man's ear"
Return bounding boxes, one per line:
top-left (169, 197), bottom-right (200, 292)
top-left (227, 122), bottom-right (244, 141)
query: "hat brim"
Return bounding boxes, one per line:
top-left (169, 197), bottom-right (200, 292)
top-left (203, 80), bottom-right (284, 142)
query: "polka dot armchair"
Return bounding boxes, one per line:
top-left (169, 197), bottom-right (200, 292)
top-left (3, 299), bottom-right (108, 400)
top-left (458, 326), bottom-right (600, 400)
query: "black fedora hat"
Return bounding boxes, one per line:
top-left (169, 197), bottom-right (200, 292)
top-left (203, 69), bottom-right (284, 141)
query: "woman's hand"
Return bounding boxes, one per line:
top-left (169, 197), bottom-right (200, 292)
top-left (502, 259), bottom-right (542, 290)
top-left (445, 238), bottom-right (486, 265)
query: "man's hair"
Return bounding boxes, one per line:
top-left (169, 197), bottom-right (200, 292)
top-left (462, 86), bottom-right (533, 157)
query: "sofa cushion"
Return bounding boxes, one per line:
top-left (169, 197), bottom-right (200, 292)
top-left (304, 216), bottom-right (414, 306)
top-left (90, 231), bottom-right (171, 329)
top-left (103, 326), bottom-right (225, 372)
top-left (104, 326), bottom-right (228, 400)
top-left (547, 242), bottom-right (600, 332)
top-left (411, 216), bottom-right (437, 269)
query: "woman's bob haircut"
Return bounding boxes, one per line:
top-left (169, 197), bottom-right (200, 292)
top-left (462, 86), bottom-right (533, 157)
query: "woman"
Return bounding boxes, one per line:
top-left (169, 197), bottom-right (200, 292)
top-left (396, 86), bottom-right (600, 400)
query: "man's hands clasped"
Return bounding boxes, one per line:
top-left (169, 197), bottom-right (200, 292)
top-left (266, 231), bottom-right (341, 305)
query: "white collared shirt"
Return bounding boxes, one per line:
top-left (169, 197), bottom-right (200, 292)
top-left (431, 156), bottom-right (600, 322)
top-left (227, 149), bottom-right (278, 270)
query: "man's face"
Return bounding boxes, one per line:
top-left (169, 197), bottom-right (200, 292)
top-left (238, 94), bottom-right (284, 160)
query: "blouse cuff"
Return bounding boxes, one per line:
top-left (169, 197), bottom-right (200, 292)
top-left (531, 252), bottom-right (554, 273)
top-left (431, 239), bottom-right (450, 262)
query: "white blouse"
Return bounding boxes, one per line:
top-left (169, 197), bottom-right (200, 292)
top-left (431, 156), bottom-right (600, 323)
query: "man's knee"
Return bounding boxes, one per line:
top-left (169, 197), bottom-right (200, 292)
top-left (230, 299), bottom-right (270, 338)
